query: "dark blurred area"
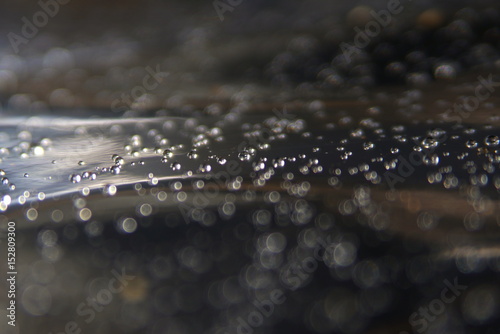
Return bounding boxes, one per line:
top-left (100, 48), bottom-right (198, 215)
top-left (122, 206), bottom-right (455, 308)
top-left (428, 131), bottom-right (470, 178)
top-left (0, 1), bottom-right (499, 334)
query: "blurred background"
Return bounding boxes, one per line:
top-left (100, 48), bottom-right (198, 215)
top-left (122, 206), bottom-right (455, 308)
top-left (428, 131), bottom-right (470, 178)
top-left (0, 0), bottom-right (499, 333)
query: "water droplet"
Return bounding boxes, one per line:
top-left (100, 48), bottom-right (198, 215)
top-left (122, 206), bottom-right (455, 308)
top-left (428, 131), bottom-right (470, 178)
top-left (78, 208), bottom-right (92, 221)
top-left (363, 142), bottom-right (374, 150)
top-left (119, 217), bottom-right (137, 233)
top-left (238, 152), bottom-right (251, 161)
top-left (187, 150), bottom-right (199, 159)
top-left (163, 149), bottom-right (174, 159)
top-left (423, 154), bottom-right (440, 166)
top-left (32, 146), bottom-right (45, 156)
top-left (421, 137), bottom-right (438, 149)
top-left (104, 184), bottom-right (117, 196)
top-left (466, 140), bottom-right (478, 149)
top-left (114, 156), bottom-right (124, 165)
top-left (111, 165), bottom-right (121, 175)
top-left (69, 174), bottom-right (81, 183)
top-left (484, 135), bottom-right (499, 147)
top-left (434, 63), bottom-right (457, 80)
top-left (138, 203), bottom-right (153, 217)
top-left (198, 163), bottom-right (212, 173)
top-left (350, 128), bottom-right (364, 138)
top-left (171, 162), bottom-right (181, 170)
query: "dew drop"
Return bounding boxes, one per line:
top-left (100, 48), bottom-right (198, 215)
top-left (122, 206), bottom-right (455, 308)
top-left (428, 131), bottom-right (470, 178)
top-left (466, 140), bottom-right (478, 149)
top-left (421, 137), bottom-right (438, 149)
top-left (69, 174), bottom-right (81, 183)
top-left (187, 150), bottom-right (199, 159)
top-left (363, 142), bottom-right (374, 150)
top-left (163, 149), bottom-right (174, 159)
top-left (390, 147), bottom-right (399, 154)
top-left (198, 163), bottom-right (212, 173)
top-left (423, 154), bottom-right (440, 166)
top-left (110, 165), bottom-right (121, 175)
top-left (104, 184), bottom-right (117, 196)
top-left (484, 135), bottom-right (499, 147)
top-left (171, 162), bottom-right (181, 171)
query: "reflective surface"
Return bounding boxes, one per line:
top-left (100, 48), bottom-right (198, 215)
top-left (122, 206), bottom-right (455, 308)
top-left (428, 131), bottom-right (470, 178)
top-left (0, 1), bottom-right (499, 334)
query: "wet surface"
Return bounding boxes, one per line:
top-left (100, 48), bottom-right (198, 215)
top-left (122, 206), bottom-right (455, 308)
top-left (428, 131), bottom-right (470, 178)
top-left (0, 1), bottom-right (500, 334)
